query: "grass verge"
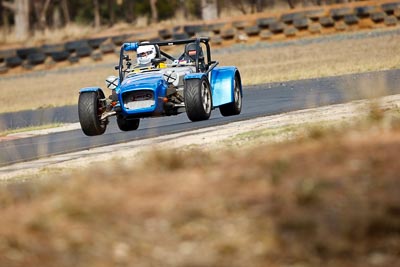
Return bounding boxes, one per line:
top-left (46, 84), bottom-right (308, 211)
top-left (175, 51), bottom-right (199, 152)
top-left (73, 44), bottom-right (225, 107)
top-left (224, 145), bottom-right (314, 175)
top-left (1, 104), bottom-right (400, 267)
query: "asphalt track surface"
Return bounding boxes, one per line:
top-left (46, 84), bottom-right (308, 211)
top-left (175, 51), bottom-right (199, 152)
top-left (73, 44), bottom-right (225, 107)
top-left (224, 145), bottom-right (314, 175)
top-left (1, 69), bottom-right (400, 167)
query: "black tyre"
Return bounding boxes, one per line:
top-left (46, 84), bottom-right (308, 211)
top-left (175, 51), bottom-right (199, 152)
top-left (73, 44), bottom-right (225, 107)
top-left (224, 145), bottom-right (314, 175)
top-left (208, 22), bottom-right (226, 34)
top-left (344, 14), bottom-right (359, 25)
top-left (99, 43), bottom-right (115, 54)
top-left (51, 51), bottom-right (70, 62)
top-left (78, 91), bottom-right (107, 136)
top-left (244, 26), bottom-right (260, 36)
top-left (27, 52), bottom-right (46, 65)
top-left (17, 47), bottom-right (41, 59)
top-left (269, 22), bottom-right (285, 33)
top-left (293, 18), bottom-right (309, 29)
top-left (5, 56), bottom-right (23, 68)
top-left (355, 6), bottom-right (376, 18)
top-left (65, 40), bottom-right (89, 52)
top-left (232, 21), bottom-right (249, 29)
top-left (76, 45), bottom-right (92, 57)
top-left (111, 35), bottom-right (127, 46)
top-left (371, 12), bottom-right (385, 22)
top-left (382, 2), bottom-right (400, 14)
top-left (184, 76), bottom-right (212, 122)
top-left (42, 44), bottom-right (65, 55)
top-left (172, 32), bottom-right (190, 40)
top-left (257, 17), bottom-right (277, 28)
top-left (221, 28), bottom-right (236, 39)
top-left (330, 7), bottom-right (353, 19)
top-left (116, 116), bottom-right (140, 131)
top-left (319, 16), bottom-right (335, 27)
top-left (88, 37), bottom-right (108, 49)
top-left (219, 74), bottom-right (242, 117)
top-left (158, 29), bottom-right (172, 39)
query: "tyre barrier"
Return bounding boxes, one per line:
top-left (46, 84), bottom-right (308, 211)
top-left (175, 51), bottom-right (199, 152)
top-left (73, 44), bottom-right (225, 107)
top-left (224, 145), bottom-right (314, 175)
top-left (51, 51), bottom-right (70, 62)
top-left (99, 43), bottom-right (115, 54)
top-left (22, 62), bottom-right (33, 70)
top-left (284, 26), bottom-right (298, 37)
top-left (41, 44), bottom-right (65, 55)
top-left (330, 7), bottom-right (354, 19)
top-left (158, 29), bottom-right (172, 39)
top-left (211, 35), bottom-right (223, 45)
top-left (344, 14), bottom-right (359, 25)
top-left (68, 54), bottom-right (80, 63)
top-left (111, 35), bottom-right (128, 45)
top-left (293, 18), bottom-right (310, 29)
top-left (382, 2), bottom-right (400, 14)
top-left (355, 5), bottom-right (377, 17)
top-left (335, 21), bottom-right (348, 31)
top-left (5, 56), bottom-right (23, 68)
top-left (244, 26), bottom-right (261, 36)
top-left (269, 21), bottom-right (285, 33)
top-left (183, 25), bottom-right (205, 37)
top-left (259, 30), bottom-right (272, 39)
top-left (1, 1), bottom-right (400, 75)
top-left (232, 20), bottom-right (249, 29)
top-left (257, 17), bottom-right (278, 28)
top-left (281, 11), bottom-right (307, 24)
top-left (91, 51), bottom-right (103, 61)
top-left (208, 22), bottom-right (226, 34)
top-left (371, 11), bottom-right (386, 22)
top-left (88, 37), bottom-right (108, 49)
top-left (65, 40), bottom-right (89, 52)
top-left (76, 45), bottom-right (93, 58)
top-left (172, 32), bottom-right (190, 40)
top-left (309, 23), bottom-right (322, 33)
top-left (305, 9), bottom-right (325, 21)
top-left (319, 16), bottom-right (335, 27)
top-left (17, 47), bottom-right (41, 59)
top-left (27, 52), bottom-right (46, 65)
top-left (220, 28), bottom-right (236, 39)
top-left (385, 15), bottom-right (398, 25)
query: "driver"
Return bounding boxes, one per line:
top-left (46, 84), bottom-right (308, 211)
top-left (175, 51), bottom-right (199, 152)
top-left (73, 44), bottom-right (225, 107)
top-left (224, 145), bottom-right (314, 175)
top-left (136, 44), bottom-right (156, 67)
top-left (135, 43), bottom-right (166, 69)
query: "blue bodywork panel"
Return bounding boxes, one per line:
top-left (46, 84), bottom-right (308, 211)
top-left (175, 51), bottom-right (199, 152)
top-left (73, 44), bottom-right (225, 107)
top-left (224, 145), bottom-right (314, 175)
top-left (210, 66), bottom-right (240, 107)
top-left (118, 72), bottom-right (168, 116)
top-left (184, 67), bottom-right (240, 108)
top-left (79, 87), bottom-right (103, 94)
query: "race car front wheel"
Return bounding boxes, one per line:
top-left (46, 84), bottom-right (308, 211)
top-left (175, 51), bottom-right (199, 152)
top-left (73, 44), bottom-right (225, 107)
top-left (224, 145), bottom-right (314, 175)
top-left (117, 116), bottom-right (140, 131)
top-left (219, 74), bottom-right (242, 116)
top-left (184, 76), bottom-right (212, 122)
top-left (78, 91), bottom-right (107, 136)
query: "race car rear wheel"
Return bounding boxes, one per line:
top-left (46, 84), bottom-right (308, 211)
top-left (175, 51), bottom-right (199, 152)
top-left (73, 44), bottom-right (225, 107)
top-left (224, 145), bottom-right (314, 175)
top-left (117, 116), bottom-right (140, 131)
top-left (78, 91), bottom-right (107, 136)
top-left (184, 76), bottom-right (212, 121)
top-left (219, 75), bottom-right (242, 116)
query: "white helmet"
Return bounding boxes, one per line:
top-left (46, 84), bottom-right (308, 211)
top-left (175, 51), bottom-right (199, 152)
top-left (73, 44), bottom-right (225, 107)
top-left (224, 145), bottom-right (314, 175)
top-left (137, 44), bottom-right (156, 65)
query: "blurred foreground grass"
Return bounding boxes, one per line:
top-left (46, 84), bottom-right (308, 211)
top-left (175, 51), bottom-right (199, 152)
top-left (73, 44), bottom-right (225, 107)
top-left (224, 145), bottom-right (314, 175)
top-left (1, 105), bottom-right (400, 267)
top-left (0, 30), bottom-right (400, 113)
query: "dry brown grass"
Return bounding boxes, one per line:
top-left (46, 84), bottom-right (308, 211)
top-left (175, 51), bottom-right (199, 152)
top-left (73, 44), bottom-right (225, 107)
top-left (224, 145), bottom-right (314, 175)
top-left (1, 110), bottom-right (400, 267)
top-left (1, 30), bottom-right (399, 113)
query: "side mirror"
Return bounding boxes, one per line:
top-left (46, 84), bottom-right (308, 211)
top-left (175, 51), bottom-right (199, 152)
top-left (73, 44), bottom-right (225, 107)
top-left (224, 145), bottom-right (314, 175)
top-left (114, 65), bottom-right (119, 70)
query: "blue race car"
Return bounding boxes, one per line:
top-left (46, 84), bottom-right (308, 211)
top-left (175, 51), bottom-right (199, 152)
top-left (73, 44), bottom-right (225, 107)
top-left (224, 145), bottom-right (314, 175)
top-left (78, 37), bottom-right (242, 136)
